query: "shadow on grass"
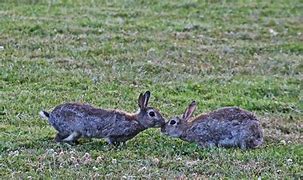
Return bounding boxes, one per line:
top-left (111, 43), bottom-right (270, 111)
top-left (8, 135), bottom-right (276, 160)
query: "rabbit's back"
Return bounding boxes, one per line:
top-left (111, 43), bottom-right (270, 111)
top-left (193, 107), bottom-right (257, 123)
top-left (187, 107), bottom-right (263, 149)
top-left (48, 103), bottom-right (135, 138)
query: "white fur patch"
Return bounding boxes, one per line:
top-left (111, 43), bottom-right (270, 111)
top-left (39, 111), bottom-right (48, 119)
top-left (135, 108), bottom-right (141, 114)
top-left (63, 132), bottom-right (79, 142)
top-left (105, 138), bottom-right (112, 144)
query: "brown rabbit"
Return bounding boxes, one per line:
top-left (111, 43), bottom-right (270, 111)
top-left (40, 91), bottom-right (165, 145)
top-left (161, 101), bottom-right (263, 149)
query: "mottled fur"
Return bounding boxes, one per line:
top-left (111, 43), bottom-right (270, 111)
top-left (40, 91), bottom-right (165, 145)
top-left (162, 101), bottom-right (263, 149)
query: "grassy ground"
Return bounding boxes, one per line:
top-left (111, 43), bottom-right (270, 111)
top-left (0, 0), bottom-right (302, 178)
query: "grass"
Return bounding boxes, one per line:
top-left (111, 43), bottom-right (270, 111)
top-left (0, 0), bottom-right (302, 178)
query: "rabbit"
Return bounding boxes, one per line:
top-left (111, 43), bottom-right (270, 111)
top-left (161, 101), bottom-right (263, 149)
top-left (39, 91), bottom-right (165, 145)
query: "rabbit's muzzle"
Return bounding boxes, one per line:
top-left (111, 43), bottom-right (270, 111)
top-left (155, 118), bottom-right (166, 128)
top-left (160, 124), bottom-right (167, 134)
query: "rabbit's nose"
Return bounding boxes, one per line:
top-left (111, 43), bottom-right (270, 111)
top-left (160, 119), bottom-right (166, 126)
top-left (161, 126), bottom-right (166, 133)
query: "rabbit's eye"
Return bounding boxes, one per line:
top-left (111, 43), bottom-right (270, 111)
top-left (170, 120), bottom-right (176, 125)
top-left (149, 111), bottom-right (155, 117)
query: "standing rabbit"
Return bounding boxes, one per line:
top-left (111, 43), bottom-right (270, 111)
top-left (40, 91), bottom-right (165, 145)
top-left (161, 101), bottom-right (263, 149)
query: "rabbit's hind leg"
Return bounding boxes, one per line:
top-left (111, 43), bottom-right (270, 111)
top-left (54, 133), bottom-right (69, 142)
top-left (62, 131), bottom-right (81, 144)
top-left (218, 138), bottom-right (237, 148)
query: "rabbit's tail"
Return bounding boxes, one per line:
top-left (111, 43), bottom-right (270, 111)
top-left (253, 138), bottom-right (263, 148)
top-left (39, 111), bottom-right (50, 119)
top-left (251, 129), bottom-right (264, 148)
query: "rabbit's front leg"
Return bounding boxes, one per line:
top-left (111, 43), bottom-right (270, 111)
top-left (106, 137), bottom-right (121, 146)
top-left (239, 140), bottom-right (247, 150)
top-left (198, 141), bottom-right (216, 149)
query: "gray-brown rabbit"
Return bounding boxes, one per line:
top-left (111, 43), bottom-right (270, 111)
top-left (161, 101), bottom-right (263, 149)
top-left (40, 91), bottom-right (165, 145)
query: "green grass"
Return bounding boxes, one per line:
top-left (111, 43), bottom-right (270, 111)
top-left (0, 0), bottom-right (302, 178)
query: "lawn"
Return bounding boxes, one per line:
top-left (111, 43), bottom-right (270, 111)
top-left (0, 0), bottom-right (302, 178)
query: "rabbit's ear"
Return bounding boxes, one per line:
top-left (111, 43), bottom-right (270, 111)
top-left (138, 93), bottom-right (144, 109)
top-left (138, 91), bottom-right (150, 109)
top-left (182, 101), bottom-right (197, 121)
top-left (143, 91), bottom-right (150, 107)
